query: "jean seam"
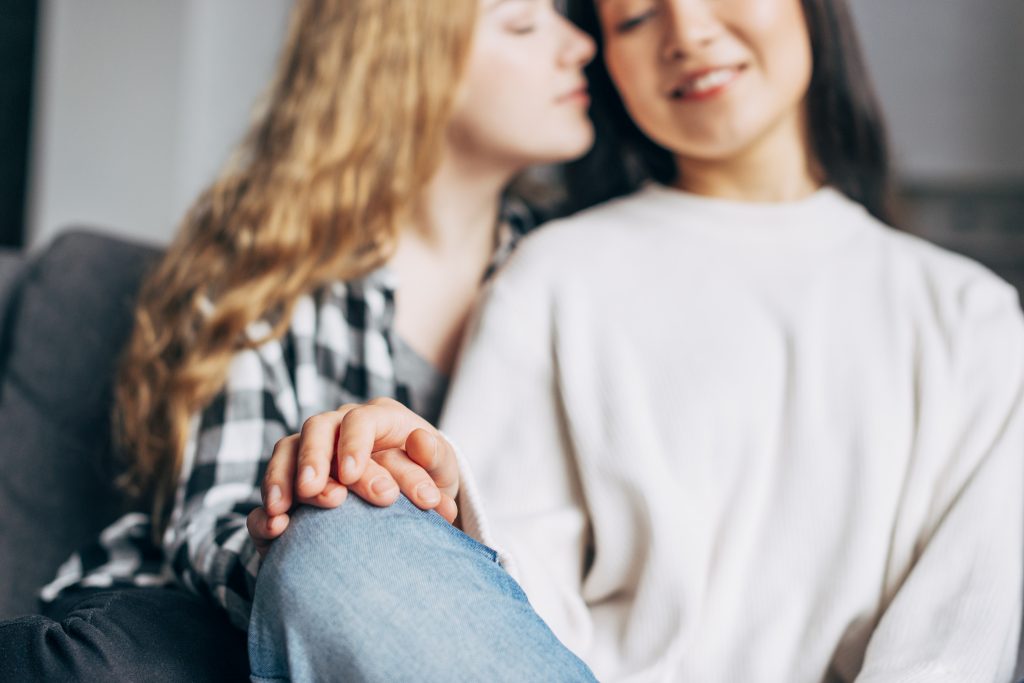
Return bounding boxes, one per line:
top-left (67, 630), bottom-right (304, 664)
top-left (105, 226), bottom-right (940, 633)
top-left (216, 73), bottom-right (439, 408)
top-left (0, 615), bottom-right (52, 631)
top-left (440, 520), bottom-right (499, 563)
top-left (62, 591), bottom-right (126, 628)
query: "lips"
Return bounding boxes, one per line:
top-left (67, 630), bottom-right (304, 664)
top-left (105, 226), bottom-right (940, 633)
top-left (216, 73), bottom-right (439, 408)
top-left (667, 65), bottom-right (746, 100)
top-left (556, 84), bottom-right (590, 103)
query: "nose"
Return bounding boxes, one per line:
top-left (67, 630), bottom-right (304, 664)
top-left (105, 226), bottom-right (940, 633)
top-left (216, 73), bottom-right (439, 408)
top-left (558, 16), bottom-right (597, 68)
top-left (660, 0), bottom-right (721, 63)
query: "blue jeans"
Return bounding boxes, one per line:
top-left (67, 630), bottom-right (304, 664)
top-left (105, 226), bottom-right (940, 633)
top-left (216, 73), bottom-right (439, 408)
top-left (248, 495), bottom-right (597, 682)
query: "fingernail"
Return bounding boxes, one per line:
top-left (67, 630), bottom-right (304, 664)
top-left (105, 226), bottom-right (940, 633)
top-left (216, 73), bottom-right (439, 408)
top-left (267, 485), bottom-right (282, 507)
top-left (299, 466), bottom-right (316, 486)
top-left (370, 476), bottom-right (398, 497)
top-left (342, 455), bottom-right (357, 481)
top-left (416, 482), bottom-right (441, 506)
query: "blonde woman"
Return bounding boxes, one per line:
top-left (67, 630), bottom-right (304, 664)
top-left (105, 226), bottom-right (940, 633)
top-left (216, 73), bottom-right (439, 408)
top-left (0, 0), bottom-right (598, 680)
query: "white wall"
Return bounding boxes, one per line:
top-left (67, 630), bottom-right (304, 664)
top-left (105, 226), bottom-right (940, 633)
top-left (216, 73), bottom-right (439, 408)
top-left (174, 0), bottom-right (292, 223)
top-left (27, 0), bottom-right (290, 248)
top-left (850, 0), bottom-right (1024, 183)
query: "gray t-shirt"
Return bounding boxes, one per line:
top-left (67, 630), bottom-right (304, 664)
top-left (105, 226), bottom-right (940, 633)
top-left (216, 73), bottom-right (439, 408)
top-left (392, 335), bottom-right (448, 425)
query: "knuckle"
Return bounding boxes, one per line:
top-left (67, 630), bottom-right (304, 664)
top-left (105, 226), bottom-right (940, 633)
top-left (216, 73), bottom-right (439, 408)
top-left (375, 447), bottom-right (406, 463)
top-left (272, 434), bottom-right (296, 452)
top-left (302, 414), bottom-right (326, 432)
top-left (343, 405), bottom-right (370, 426)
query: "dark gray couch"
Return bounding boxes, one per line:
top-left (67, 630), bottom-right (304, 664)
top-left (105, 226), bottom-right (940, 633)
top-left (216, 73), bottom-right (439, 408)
top-left (0, 229), bottom-right (160, 618)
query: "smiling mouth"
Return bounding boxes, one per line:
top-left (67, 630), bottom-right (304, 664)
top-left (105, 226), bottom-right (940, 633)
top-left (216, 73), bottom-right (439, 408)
top-left (668, 66), bottom-right (746, 101)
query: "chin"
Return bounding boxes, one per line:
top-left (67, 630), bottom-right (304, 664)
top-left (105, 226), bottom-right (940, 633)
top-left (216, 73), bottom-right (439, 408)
top-left (653, 126), bottom-right (760, 163)
top-left (529, 130), bottom-right (594, 165)
top-left (562, 126), bottom-right (596, 158)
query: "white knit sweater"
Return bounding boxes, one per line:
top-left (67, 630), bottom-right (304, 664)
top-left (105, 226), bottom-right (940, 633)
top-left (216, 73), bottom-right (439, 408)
top-left (443, 185), bottom-right (1024, 682)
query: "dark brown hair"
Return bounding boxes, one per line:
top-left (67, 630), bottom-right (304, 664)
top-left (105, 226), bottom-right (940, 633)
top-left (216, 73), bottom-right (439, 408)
top-left (562, 0), bottom-right (896, 225)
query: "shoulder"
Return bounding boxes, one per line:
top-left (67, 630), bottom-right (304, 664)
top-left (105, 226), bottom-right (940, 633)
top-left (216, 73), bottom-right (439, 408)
top-left (492, 190), bottom-right (655, 292)
top-left (859, 211), bottom-right (1023, 337)
top-left (854, 212), bottom-right (1024, 401)
top-left (522, 190), bottom-right (659, 252)
top-left (229, 275), bottom-right (386, 393)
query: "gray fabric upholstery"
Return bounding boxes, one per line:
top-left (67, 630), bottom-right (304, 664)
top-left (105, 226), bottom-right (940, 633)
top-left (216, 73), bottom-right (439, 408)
top-left (0, 230), bottom-right (160, 618)
top-left (0, 252), bottom-right (25, 380)
top-left (0, 251), bottom-right (25, 312)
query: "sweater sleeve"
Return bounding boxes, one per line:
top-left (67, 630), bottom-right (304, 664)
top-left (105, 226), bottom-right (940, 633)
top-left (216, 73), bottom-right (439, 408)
top-left (163, 345), bottom-right (294, 630)
top-left (856, 280), bottom-right (1024, 682)
top-left (440, 275), bottom-right (595, 656)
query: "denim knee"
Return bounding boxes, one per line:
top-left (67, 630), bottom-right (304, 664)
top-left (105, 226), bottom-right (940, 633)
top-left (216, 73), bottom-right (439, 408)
top-left (249, 495), bottom-right (499, 680)
top-left (255, 493), bottom-right (496, 603)
top-left (248, 495), bottom-right (597, 682)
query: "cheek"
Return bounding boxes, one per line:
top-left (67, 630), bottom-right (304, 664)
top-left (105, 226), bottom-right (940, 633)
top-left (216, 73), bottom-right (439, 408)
top-left (743, 0), bottom-right (814, 99)
top-left (603, 43), bottom-right (661, 120)
top-left (458, 61), bottom-right (519, 125)
top-left (449, 54), bottom-right (557, 154)
top-left (469, 52), bottom-right (544, 119)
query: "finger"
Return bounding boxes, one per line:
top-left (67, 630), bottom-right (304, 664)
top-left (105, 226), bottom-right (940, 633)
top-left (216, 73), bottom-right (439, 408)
top-left (405, 429), bottom-right (460, 500)
top-left (297, 478), bottom-right (349, 509)
top-left (247, 507), bottom-right (272, 542)
top-left (435, 493), bottom-right (458, 525)
top-left (372, 447), bottom-right (443, 510)
top-left (263, 435), bottom-right (299, 516)
top-left (335, 401), bottom-right (433, 486)
top-left (295, 406), bottom-right (358, 499)
top-left (247, 507), bottom-right (290, 545)
top-left (347, 459), bottom-right (401, 507)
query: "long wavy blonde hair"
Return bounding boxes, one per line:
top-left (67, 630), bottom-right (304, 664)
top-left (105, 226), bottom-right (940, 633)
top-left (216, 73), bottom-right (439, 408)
top-left (115, 0), bottom-right (477, 537)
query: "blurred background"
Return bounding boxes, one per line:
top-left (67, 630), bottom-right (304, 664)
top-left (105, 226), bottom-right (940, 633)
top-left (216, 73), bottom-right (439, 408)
top-left (1, 0), bottom-right (1021, 292)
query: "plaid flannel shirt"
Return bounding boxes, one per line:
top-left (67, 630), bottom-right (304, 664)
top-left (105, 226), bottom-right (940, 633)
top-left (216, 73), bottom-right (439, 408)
top-left (41, 203), bottom-right (530, 629)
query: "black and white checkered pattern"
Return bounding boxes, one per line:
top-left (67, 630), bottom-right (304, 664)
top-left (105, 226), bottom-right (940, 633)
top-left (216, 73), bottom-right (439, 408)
top-left (41, 203), bottom-right (531, 630)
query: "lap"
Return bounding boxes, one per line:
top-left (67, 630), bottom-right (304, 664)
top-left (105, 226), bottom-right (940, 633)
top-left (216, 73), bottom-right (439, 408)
top-left (0, 586), bottom-right (248, 683)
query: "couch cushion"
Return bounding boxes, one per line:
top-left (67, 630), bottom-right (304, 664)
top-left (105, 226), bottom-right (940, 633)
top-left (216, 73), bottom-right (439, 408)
top-left (0, 250), bottom-right (25, 311)
top-left (0, 251), bottom-right (26, 378)
top-left (0, 230), bottom-right (161, 618)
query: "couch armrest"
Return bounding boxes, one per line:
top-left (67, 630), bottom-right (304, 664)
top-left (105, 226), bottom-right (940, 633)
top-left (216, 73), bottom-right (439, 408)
top-left (0, 249), bottom-right (27, 383)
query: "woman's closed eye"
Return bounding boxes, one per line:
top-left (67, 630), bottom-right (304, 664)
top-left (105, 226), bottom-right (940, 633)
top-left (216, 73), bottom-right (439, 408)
top-left (508, 21), bottom-right (537, 34)
top-left (616, 7), bottom-right (658, 33)
top-left (495, 0), bottom-right (541, 35)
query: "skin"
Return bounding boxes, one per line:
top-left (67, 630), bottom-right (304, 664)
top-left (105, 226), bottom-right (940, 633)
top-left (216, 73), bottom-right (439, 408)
top-left (253, 0), bottom-right (826, 551)
top-left (597, 0), bottom-right (819, 201)
top-left (248, 0), bottom-right (595, 553)
top-left (391, 0), bottom-right (595, 379)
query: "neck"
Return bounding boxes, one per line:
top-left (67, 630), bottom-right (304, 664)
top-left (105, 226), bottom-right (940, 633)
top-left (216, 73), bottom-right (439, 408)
top-left (401, 151), bottom-right (513, 258)
top-left (674, 109), bottom-right (821, 203)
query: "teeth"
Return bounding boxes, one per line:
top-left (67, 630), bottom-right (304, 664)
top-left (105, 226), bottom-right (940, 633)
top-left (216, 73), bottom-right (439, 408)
top-left (677, 68), bottom-right (737, 97)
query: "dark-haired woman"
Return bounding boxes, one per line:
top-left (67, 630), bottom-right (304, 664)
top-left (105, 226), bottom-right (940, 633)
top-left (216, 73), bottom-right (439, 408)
top-left (253, 0), bottom-right (1023, 680)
